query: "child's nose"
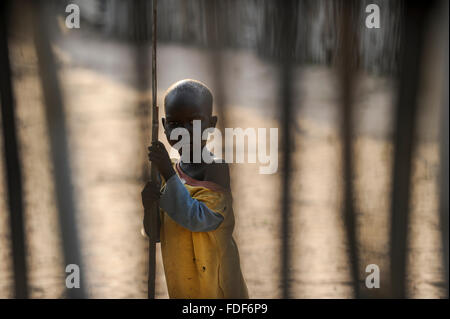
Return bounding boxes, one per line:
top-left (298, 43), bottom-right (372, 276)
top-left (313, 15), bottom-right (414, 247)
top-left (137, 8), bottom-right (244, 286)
top-left (184, 120), bottom-right (199, 132)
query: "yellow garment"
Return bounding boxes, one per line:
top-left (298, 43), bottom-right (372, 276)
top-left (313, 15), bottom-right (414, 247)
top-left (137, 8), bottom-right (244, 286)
top-left (159, 162), bottom-right (249, 299)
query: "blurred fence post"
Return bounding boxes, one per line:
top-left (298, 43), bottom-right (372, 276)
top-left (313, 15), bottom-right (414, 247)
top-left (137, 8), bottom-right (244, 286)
top-left (0, 1), bottom-right (29, 299)
top-left (389, 2), bottom-right (434, 299)
top-left (32, 0), bottom-right (86, 299)
top-left (338, 0), bottom-right (361, 299)
top-left (439, 0), bottom-right (449, 298)
top-left (205, 0), bottom-right (228, 150)
top-left (277, 0), bottom-right (298, 299)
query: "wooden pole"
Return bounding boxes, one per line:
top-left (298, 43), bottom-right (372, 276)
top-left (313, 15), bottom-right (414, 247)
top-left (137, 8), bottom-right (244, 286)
top-left (146, 0), bottom-right (159, 299)
top-left (132, 0), bottom-right (159, 299)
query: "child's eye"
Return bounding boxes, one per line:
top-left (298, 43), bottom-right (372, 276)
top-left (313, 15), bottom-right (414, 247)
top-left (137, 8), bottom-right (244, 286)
top-left (179, 120), bottom-right (195, 126)
top-left (168, 121), bottom-right (181, 127)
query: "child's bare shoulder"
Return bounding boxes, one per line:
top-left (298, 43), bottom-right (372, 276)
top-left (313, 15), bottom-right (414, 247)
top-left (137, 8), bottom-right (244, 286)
top-left (204, 159), bottom-right (230, 191)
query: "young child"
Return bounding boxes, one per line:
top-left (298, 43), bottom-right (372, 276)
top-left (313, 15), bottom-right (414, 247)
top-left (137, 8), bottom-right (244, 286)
top-left (141, 79), bottom-right (249, 299)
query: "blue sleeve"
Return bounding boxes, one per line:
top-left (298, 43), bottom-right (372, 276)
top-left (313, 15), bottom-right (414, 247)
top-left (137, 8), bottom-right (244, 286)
top-left (159, 174), bottom-right (224, 232)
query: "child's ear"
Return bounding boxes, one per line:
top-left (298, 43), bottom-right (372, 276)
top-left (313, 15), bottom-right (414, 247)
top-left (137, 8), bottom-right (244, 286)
top-left (162, 117), bottom-right (171, 136)
top-left (210, 116), bottom-right (218, 128)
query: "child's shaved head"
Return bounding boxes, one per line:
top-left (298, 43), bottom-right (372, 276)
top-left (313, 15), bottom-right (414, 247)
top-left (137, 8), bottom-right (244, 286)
top-left (164, 79), bottom-right (213, 116)
top-left (162, 79), bottom-right (218, 154)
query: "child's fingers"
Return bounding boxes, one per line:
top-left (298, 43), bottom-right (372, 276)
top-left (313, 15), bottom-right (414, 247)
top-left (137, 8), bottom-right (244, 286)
top-left (142, 181), bottom-right (158, 192)
top-left (148, 150), bottom-right (169, 161)
top-left (156, 172), bottom-right (162, 184)
top-left (148, 147), bottom-right (167, 158)
top-left (148, 153), bottom-right (165, 163)
top-left (148, 148), bottom-right (164, 155)
top-left (149, 141), bottom-right (166, 152)
top-left (148, 142), bottom-right (169, 155)
top-left (143, 179), bottom-right (160, 188)
top-left (151, 141), bottom-right (165, 148)
top-left (141, 183), bottom-right (161, 201)
top-left (148, 150), bottom-right (162, 158)
top-left (141, 181), bottom-right (161, 209)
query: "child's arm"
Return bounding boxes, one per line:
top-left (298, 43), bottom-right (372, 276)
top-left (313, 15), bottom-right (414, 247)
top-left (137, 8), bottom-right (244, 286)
top-left (148, 141), bottom-right (225, 232)
top-left (159, 174), bottom-right (224, 232)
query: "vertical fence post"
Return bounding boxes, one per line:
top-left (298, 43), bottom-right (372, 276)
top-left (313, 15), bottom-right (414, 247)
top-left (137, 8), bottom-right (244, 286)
top-left (32, 0), bottom-right (86, 298)
top-left (278, 0), bottom-right (298, 299)
top-left (205, 0), bottom-right (228, 150)
top-left (439, 0), bottom-right (449, 298)
top-left (338, 0), bottom-right (361, 299)
top-left (389, 2), bottom-right (433, 299)
top-left (0, 1), bottom-right (29, 299)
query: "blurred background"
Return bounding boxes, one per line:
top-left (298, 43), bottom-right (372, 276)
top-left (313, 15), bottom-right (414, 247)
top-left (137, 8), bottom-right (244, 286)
top-left (0, 0), bottom-right (448, 298)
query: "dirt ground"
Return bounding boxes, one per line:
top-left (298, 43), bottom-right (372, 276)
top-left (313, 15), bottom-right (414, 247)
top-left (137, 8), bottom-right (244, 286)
top-left (0, 13), bottom-right (447, 298)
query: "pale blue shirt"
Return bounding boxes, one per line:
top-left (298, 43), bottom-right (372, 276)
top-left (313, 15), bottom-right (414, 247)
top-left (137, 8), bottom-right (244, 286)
top-left (159, 174), bottom-right (224, 232)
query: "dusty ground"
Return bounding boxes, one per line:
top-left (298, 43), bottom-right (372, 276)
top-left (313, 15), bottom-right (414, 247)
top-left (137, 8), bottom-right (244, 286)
top-left (0, 11), bottom-right (447, 298)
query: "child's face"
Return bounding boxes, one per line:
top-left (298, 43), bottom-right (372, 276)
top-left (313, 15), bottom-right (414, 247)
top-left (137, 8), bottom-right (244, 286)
top-left (162, 100), bottom-right (217, 157)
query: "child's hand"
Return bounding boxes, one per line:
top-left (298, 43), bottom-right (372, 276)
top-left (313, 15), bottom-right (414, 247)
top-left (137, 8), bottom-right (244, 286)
top-left (141, 181), bottom-right (161, 209)
top-left (148, 141), bottom-right (176, 180)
